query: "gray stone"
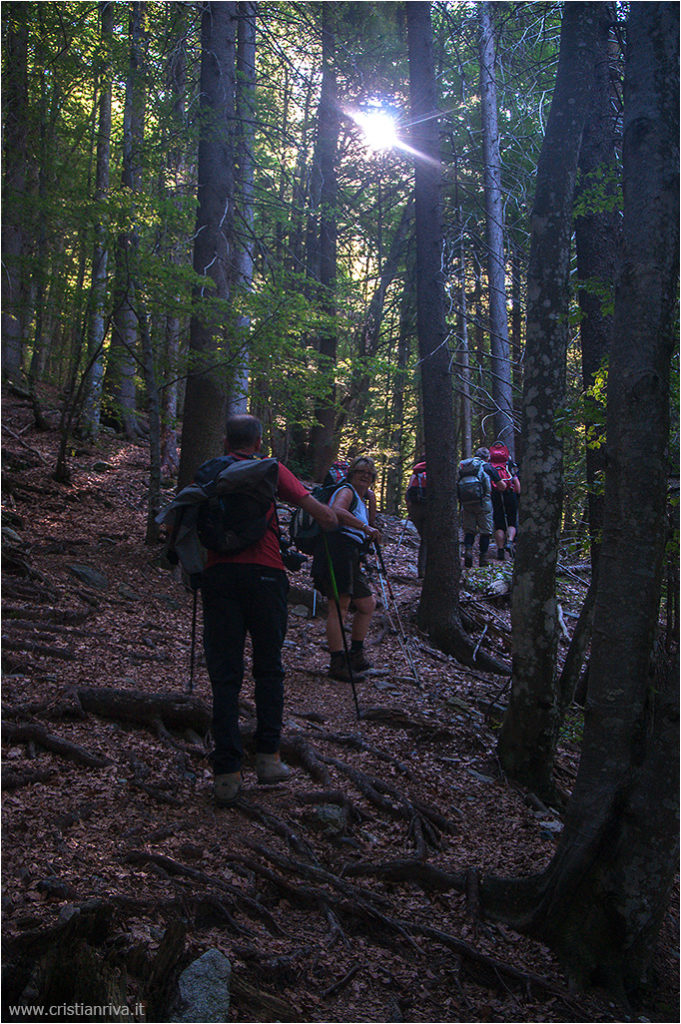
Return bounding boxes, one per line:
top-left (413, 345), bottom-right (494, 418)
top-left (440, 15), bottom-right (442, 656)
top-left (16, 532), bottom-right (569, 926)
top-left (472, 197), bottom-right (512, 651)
top-left (67, 564), bottom-right (109, 590)
top-left (303, 804), bottom-right (348, 836)
top-left (170, 949), bottom-right (231, 1023)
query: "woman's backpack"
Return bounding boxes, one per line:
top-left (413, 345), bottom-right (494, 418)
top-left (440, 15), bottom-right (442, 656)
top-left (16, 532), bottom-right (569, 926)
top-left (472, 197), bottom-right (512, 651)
top-left (289, 482), bottom-right (358, 555)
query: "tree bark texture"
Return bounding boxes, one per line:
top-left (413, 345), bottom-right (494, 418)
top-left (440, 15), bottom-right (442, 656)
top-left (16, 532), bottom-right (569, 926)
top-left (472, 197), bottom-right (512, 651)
top-left (179, 1), bottom-right (238, 487)
top-left (498, 3), bottom-right (601, 795)
top-left (478, 3), bottom-right (514, 454)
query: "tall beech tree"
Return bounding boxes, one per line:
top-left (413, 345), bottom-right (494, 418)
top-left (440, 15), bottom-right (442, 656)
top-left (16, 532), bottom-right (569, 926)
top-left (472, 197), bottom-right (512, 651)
top-left (103, 0), bottom-right (146, 440)
top-left (483, 3), bottom-right (679, 994)
top-left (478, 2), bottom-right (514, 454)
top-left (497, 3), bottom-right (601, 797)
top-left (178, 1), bottom-right (237, 487)
top-left (81, 0), bottom-right (114, 442)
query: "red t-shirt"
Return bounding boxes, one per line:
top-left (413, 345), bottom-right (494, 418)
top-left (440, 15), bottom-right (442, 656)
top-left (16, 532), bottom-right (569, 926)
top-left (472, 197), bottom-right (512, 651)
top-left (205, 458), bottom-right (310, 570)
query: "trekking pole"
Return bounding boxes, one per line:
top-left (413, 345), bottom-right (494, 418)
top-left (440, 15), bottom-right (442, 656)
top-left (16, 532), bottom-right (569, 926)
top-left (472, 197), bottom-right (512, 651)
top-left (395, 517), bottom-right (410, 554)
top-left (373, 543), bottom-right (421, 687)
top-left (323, 534), bottom-right (361, 719)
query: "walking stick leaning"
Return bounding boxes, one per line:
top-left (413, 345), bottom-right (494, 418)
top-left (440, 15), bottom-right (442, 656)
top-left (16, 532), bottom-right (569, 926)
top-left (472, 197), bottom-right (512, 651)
top-left (373, 543), bottom-right (421, 687)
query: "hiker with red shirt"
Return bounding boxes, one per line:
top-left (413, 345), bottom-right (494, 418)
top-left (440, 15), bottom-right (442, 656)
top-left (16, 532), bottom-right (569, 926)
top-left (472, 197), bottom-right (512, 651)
top-left (488, 441), bottom-right (521, 560)
top-left (202, 415), bottom-right (337, 807)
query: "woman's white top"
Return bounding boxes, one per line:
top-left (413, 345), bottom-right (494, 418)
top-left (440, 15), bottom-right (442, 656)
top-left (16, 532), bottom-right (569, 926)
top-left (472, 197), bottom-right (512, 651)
top-left (331, 484), bottom-right (368, 546)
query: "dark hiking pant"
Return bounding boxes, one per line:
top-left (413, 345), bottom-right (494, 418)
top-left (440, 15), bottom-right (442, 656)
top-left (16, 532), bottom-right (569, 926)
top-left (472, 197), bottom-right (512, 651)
top-left (201, 563), bottom-right (288, 775)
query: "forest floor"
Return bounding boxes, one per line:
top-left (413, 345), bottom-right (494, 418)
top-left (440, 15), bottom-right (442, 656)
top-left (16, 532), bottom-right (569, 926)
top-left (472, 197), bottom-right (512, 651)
top-left (1, 386), bottom-right (678, 1024)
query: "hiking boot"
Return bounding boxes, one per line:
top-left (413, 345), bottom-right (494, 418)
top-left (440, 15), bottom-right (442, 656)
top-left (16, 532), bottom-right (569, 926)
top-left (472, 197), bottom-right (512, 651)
top-left (351, 648), bottom-right (372, 673)
top-left (479, 554), bottom-right (489, 567)
top-left (214, 772), bottom-right (241, 807)
top-left (329, 652), bottom-right (353, 681)
top-left (256, 752), bottom-right (291, 784)
top-left (497, 548), bottom-right (505, 561)
top-left (505, 542), bottom-right (515, 559)
top-left (464, 548), bottom-right (473, 568)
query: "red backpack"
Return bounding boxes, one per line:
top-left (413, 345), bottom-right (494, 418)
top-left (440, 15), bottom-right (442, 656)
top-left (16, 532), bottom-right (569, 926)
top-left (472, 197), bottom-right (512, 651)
top-left (406, 462), bottom-right (427, 504)
top-left (489, 443), bottom-right (513, 491)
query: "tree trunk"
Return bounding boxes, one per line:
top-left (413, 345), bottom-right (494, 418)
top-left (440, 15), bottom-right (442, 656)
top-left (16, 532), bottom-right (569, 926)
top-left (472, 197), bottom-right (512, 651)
top-left (407, 2), bottom-right (505, 673)
top-left (497, 4), bottom-right (600, 797)
top-left (575, 0), bottom-right (619, 570)
top-left (103, 1), bottom-right (146, 440)
top-left (309, 4), bottom-right (340, 481)
top-left (82, 1), bottom-right (113, 442)
top-left (226, 0), bottom-right (257, 417)
top-left (457, 209), bottom-right (472, 459)
top-left (484, 4), bottom-right (679, 999)
top-left (178, 1), bottom-right (238, 487)
top-left (1, 7), bottom-right (30, 380)
top-left (158, 2), bottom-right (190, 480)
top-left (478, 3), bottom-right (514, 454)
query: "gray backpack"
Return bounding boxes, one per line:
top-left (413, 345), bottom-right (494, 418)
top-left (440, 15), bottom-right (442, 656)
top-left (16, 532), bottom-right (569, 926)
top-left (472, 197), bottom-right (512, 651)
top-left (457, 458), bottom-right (490, 510)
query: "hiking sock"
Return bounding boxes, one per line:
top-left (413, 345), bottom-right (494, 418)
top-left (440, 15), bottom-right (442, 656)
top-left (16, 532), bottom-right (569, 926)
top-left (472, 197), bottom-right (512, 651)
top-left (351, 641), bottom-right (363, 653)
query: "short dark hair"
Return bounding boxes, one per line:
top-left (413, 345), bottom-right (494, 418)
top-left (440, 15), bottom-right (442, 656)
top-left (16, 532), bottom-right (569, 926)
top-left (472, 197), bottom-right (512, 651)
top-left (226, 415), bottom-right (262, 451)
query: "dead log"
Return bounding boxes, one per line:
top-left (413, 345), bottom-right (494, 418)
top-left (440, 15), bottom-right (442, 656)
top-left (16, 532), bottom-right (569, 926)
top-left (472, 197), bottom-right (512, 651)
top-left (1, 721), bottom-right (111, 768)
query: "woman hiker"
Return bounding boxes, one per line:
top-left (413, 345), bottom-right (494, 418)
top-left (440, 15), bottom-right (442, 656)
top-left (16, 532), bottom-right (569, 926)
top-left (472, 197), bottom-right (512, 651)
top-left (312, 456), bottom-right (382, 681)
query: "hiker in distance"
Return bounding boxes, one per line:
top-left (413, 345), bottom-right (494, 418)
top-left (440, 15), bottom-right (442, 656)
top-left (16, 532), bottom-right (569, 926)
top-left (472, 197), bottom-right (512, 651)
top-left (312, 456), bottom-right (382, 681)
top-left (405, 458), bottom-right (427, 578)
top-left (458, 446), bottom-right (507, 568)
top-left (488, 441), bottom-right (520, 560)
top-left (201, 415), bottom-right (338, 807)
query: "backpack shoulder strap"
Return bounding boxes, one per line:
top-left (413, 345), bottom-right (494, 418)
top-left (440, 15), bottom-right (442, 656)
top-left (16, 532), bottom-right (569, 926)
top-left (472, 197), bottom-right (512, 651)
top-left (329, 482), bottom-right (358, 511)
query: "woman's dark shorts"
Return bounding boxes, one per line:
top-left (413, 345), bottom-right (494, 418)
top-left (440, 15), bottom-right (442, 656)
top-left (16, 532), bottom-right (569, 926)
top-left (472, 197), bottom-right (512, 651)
top-left (312, 531), bottom-right (372, 599)
top-left (492, 489), bottom-right (519, 531)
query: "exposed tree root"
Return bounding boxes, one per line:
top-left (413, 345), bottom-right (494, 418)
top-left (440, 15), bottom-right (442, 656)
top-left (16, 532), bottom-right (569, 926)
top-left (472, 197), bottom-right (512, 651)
top-left (2, 721), bottom-right (111, 768)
